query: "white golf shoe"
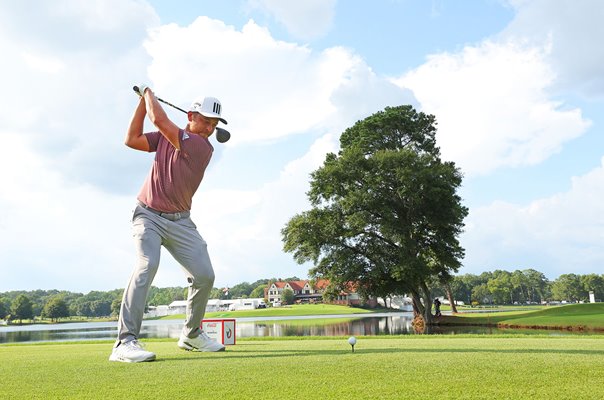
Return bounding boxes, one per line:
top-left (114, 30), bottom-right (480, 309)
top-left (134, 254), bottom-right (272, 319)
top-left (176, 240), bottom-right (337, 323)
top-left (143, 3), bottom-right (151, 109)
top-left (178, 331), bottom-right (225, 352)
top-left (109, 340), bottom-right (156, 363)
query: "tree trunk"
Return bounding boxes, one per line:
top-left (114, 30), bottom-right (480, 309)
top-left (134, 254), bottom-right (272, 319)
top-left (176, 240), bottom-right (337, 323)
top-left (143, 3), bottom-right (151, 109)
top-left (444, 282), bottom-right (458, 313)
top-left (410, 288), bottom-right (423, 316)
top-left (419, 280), bottom-right (433, 325)
top-left (409, 288), bottom-right (426, 333)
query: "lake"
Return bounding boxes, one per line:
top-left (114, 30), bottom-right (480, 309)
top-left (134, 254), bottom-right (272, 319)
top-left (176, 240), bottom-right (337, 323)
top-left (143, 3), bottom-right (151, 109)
top-left (0, 312), bottom-right (594, 344)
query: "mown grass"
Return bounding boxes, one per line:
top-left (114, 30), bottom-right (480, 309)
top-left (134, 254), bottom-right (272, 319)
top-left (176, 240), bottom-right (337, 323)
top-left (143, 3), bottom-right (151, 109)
top-left (159, 303), bottom-right (374, 320)
top-left (257, 316), bottom-right (359, 326)
top-left (1, 335), bottom-right (604, 399)
top-left (442, 303), bottom-right (604, 331)
top-left (450, 304), bottom-right (545, 312)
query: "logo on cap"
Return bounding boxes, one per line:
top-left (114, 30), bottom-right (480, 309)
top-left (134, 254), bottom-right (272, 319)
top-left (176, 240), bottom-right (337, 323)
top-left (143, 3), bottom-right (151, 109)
top-left (189, 97), bottom-right (227, 124)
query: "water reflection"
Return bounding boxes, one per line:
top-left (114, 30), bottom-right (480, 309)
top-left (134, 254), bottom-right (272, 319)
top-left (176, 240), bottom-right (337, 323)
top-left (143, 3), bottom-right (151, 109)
top-left (0, 313), bottom-right (596, 344)
top-left (243, 315), bottom-right (419, 337)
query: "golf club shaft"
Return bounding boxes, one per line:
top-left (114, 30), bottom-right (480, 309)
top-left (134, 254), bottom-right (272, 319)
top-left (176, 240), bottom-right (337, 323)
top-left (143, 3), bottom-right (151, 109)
top-left (132, 85), bottom-right (231, 143)
top-left (157, 97), bottom-right (187, 114)
top-left (132, 86), bottom-right (187, 114)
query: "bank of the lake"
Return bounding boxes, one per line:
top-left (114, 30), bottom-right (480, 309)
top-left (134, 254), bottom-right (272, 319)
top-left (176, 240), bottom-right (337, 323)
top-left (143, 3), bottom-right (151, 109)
top-left (158, 303), bottom-right (377, 320)
top-left (439, 303), bottom-right (604, 332)
top-left (2, 303), bottom-right (602, 335)
top-left (2, 303), bottom-right (603, 344)
top-left (0, 304), bottom-right (377, 327)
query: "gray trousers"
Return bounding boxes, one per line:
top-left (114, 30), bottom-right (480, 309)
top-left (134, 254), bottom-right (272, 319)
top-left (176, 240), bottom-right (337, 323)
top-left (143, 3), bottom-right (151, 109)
top-left (116, 204), bottom-right (215, 345)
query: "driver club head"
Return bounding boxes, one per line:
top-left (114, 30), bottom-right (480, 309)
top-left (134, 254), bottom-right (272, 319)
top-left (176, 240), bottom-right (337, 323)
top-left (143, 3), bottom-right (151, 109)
top-left (216, 127), bottom-right (231, 143)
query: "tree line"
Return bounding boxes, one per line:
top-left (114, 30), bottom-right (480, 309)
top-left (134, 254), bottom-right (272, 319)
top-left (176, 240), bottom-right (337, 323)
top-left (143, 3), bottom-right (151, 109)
top-left (0, 277), bottom-right (299, 323)
top-left (437, 270), bottom-right (603, 305)
top-left (1, 271), bottom-right (601, 323)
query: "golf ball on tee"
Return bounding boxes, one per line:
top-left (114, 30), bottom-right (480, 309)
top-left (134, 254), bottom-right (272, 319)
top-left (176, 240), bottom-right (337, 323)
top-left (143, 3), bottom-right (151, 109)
top-left (348, 336), bottom-right (357, 346)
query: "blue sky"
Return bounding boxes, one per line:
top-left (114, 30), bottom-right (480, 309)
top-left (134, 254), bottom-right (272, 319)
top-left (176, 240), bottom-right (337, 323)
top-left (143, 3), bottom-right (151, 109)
top-left (1, 0), bottom-right (603, 293)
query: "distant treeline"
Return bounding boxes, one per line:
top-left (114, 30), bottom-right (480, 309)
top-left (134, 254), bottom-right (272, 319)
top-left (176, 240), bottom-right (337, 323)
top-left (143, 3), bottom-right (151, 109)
top-left (435, 270), bottom-right (603, 305)
top-left (0, 277), bottom-right (299, 322)
top-left (1, 271), bottom-right (602, 322)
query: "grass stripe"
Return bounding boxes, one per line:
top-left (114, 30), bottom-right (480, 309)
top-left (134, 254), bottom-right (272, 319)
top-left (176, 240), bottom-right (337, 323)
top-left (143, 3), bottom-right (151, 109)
top-left (1, 336), bottom-right (603, 400)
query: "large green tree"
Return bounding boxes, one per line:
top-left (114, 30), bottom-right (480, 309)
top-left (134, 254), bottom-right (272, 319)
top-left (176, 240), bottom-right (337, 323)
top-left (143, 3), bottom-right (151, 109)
top-left (0, 297), bottom-right (8, 319)
top-left (282, 105), bottom-right (467, 324)
top-left (551, 274), bottom-right (582, 302)
top-left (148, 286), bottom-right (185, 306)
top-left (453, 269), bottom-right (550, 305)
top-left (10, 294), bottom-right (34, 323)
top-left (231, 282), bottom-right (255, 298)
top-left (472, 283), bottom-right (492, 305)
top-left (111, 298), bottom-right (121, 317)
top-left (41, 295), bottom-right (69, 322)
top-left (580, 274), bottom-right (604, 302)
top-left (487, 270), bottom-right (513, 304)
top-left (250, 284), bottom-right (268, 299)
top-left (281, 288), bottom-right (295, 305)
top-left (451, 274), bottom-right (482, 305)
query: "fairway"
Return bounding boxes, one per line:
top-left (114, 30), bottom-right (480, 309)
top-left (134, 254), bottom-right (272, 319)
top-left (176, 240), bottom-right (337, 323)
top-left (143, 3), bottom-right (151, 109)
top-left (2, 336), bottom-right (603, 399)
top-left (444, 303), bottom-right (604, 331)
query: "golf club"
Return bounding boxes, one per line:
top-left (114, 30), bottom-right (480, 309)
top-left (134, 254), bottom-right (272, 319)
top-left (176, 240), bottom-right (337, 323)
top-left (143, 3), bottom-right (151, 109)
top-left (132, 85), bottom-right (231, 143)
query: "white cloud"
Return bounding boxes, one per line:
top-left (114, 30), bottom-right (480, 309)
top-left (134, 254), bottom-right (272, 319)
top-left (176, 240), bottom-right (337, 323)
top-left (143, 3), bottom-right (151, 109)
top-left (461, 157), bottom-right (604, 279)
top-left (396, 39), bottom-right (591, 177)
top-left (0, 0), bottom-right (158, 193)
top-left (21, 52), bottom-right (65, 74)
top-left (0, 1), bottom-right (160, 292)
top-left (0, 133), bottom-right (133, 292)
top-left (144, 17), bottom-right (416, 145)
top-left (390, 3), bottom-right (602, 281)
top-left (246, 0), bottom-right (336, 40)
top-left (0, 0), bottom-right (159, 53)
top-left (50, 0), bottom-right (158, 32)
top-left (502, 0), bottom-right (604, 97)
top-left (0, 5), bottom-right (417, 291)
top-left (144, 18), bottom-right (358, 143)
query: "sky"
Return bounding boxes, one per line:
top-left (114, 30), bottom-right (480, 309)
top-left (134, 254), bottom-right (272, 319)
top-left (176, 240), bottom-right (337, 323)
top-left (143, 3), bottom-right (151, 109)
top-left (1, 0), bottom-right (603, 293)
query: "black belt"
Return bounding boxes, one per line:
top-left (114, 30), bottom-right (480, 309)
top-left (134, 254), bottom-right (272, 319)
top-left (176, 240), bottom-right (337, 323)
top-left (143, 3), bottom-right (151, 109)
top-left (137, 202), bottom-right (190, 221)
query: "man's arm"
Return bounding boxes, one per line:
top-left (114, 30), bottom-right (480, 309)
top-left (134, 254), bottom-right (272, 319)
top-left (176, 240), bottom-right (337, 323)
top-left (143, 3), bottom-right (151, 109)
top-left (143, 88), bottom-right (181, 150)
top-left (124, 96), bottom-right (150, 151)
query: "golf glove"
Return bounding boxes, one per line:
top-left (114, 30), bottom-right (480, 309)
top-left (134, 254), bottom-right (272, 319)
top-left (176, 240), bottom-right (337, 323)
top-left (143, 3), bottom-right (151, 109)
top-left (135, 84), bottom-right (149, 97)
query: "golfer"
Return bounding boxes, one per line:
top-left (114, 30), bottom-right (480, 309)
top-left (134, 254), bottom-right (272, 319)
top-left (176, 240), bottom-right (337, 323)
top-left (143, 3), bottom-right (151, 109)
top-left (110, 84), bottom-right (227, 363)
top-left (434, 298), bottom-right (442, 317)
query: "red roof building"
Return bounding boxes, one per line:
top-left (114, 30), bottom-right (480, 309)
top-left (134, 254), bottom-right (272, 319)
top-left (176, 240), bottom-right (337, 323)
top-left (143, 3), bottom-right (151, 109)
top-left (265, 279), bottom-right (364, 306)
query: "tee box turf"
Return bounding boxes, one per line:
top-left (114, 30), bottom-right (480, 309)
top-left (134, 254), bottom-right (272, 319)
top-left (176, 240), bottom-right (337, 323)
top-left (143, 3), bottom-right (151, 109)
top-left (202, 319), bottom-right (236, 345)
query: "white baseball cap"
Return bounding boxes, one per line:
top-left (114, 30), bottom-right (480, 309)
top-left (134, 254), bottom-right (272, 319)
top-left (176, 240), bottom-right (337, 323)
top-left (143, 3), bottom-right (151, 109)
top-left (189, 97), bottom-right (227, 124)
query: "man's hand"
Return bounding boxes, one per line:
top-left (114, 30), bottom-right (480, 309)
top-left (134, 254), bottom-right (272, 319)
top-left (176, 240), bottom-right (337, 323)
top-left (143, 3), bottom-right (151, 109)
top-left (134, 84), bottom-right (149, 97)
top-left (130, 83), bottom-right (180, 150)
